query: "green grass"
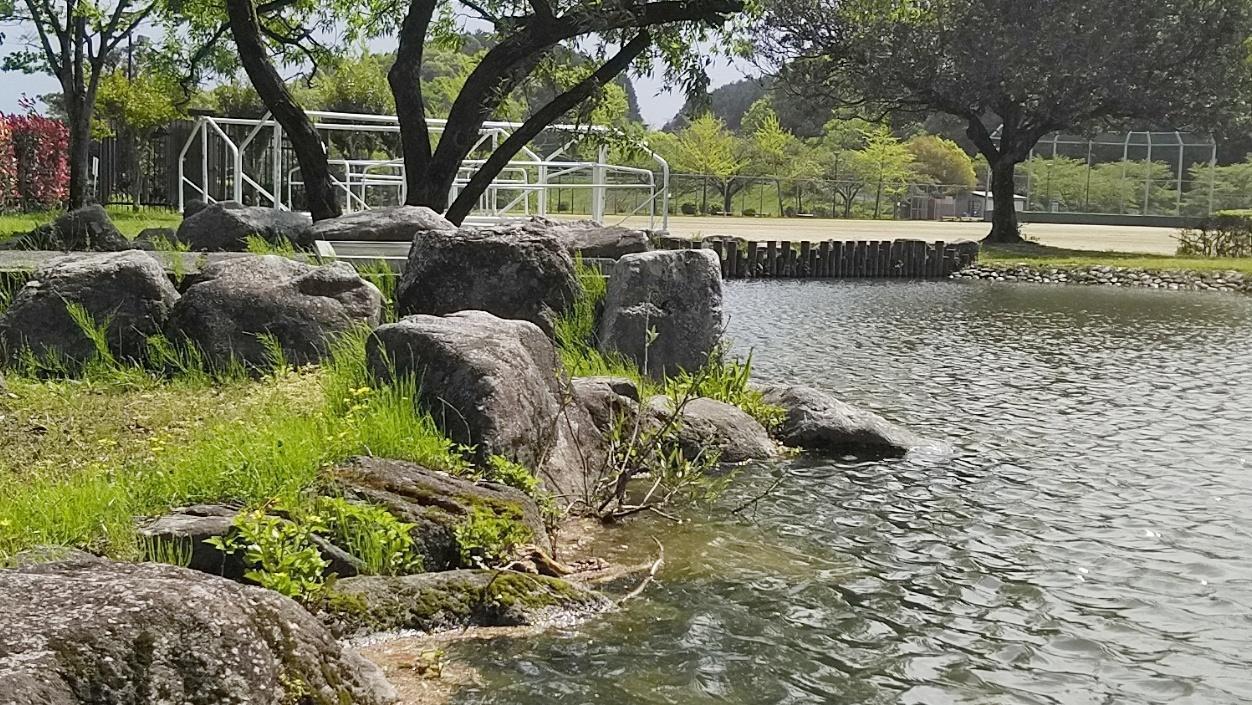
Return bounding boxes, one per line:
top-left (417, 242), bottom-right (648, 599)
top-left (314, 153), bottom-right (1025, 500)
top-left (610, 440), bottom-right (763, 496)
top-left (0, 327), bottom-right (466, 561)
top-left (981, 242), bottom-right (1252, 275)
top-left (0, 206), bottom-right (180, 242)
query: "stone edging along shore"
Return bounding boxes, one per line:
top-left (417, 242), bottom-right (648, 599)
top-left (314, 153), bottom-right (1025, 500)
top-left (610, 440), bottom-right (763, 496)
top-left (951, 262), bottom-right (1252, 294)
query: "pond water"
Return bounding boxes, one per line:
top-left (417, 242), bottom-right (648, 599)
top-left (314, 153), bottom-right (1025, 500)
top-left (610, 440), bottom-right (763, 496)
top-left (451, 281), bottom-right (1252, 705)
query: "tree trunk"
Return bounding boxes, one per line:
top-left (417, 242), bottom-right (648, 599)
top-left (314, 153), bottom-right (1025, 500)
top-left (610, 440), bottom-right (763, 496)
top-left (986, 158), bottom-right (1023, 243)
top-left (390, 0), bottom-right (436, 208)
top-left (225, 0), bottom-right (340, 221)
top-left (64, 92), bottom-right (93, 210)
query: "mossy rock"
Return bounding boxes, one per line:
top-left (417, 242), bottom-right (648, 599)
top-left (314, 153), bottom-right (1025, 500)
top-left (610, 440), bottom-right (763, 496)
top-left (330, 456), bottom-right (545, 571)
top-left (319, 569), bottom-right (609, 638)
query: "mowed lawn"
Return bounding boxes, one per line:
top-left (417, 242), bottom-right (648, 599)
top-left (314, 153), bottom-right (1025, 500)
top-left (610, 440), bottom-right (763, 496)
top-left (0, 207), bottom-right (180, 242)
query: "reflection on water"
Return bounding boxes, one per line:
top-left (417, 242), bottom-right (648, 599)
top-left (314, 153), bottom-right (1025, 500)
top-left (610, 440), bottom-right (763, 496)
top-left (451, 281), bottom-right (1252, 705)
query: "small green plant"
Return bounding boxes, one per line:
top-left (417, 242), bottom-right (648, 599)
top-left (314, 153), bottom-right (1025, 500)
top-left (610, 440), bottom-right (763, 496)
top-left (308, 496), bottom-right (422, 575)
top-left (482, 455), bottom-right (539, 495)
top-left (137, 534), bottom-right (193, 567)
top-left (207, 509), bottom-right (329, 601)
top-left (454, 507), bottom-right (532, 567)
top-left (244, 234), bottom-right (298, 256)
top-left (665, 349), bottom-right (786, 431)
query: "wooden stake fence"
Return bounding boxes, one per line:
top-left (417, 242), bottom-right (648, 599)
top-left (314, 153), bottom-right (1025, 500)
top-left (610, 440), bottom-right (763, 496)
top-left (660, 238), bottom-right (977, 280)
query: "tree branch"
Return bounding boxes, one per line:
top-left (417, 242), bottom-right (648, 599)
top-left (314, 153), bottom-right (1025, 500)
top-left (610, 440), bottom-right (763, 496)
top-left (445, 30), bottom-right (652, 223)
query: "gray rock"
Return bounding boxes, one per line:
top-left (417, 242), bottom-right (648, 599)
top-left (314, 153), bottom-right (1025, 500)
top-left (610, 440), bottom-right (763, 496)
top-left (396, 222), bottom-right (578, 337)
top-left (570, 376), bottom-right (640, 432)
top-left (310, 205), bottom-right (454, 242)
top-left (321, 569), bottom-right (608, 638)
top-left (331, 456), bottom-right (545, 571)
top-left (137, 504), bottom-right (245, 581)
top-left (0, 251), bottom-right (179, 367)
top-left (0, 559), bottom-right (395, 705)
top-left (134, 226), bottom-right (176, 247)
top-left (0, 205), bottom-right (132, 252)
top-left (759, 384), bottom-right (922, 458)
top-left (167, 254), bottom-right (382, 371)
top-left (530, 217), bottom-right (650, 259)
top-left (182, 197), bottom-right (210, 219)
top-left (649, 396), bottom-right (778, 463)
top-left (176, 202), bottom-right (313, 251)
top-left (597, 249), bottom-right (723, 378)
top-left (366, 311), bottom-right (597, 499)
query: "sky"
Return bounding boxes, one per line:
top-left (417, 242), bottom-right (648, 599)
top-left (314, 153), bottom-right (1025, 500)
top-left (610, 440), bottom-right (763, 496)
top-left (0, 27), bottom-right (753, 127)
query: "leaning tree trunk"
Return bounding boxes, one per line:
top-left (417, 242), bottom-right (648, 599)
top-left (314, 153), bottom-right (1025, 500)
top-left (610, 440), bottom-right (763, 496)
top-left (986, 158), bottom-right (1023, 244)
top-left (225, 0), bottom-right (341, 221)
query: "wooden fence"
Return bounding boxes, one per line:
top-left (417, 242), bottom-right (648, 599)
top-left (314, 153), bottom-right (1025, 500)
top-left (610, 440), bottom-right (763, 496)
top-left (657, 239), bottom-right (977, 280)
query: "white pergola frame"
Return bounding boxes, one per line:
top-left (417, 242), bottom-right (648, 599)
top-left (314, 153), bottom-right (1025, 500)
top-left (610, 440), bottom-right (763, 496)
top-left (178, 110), bottom-right (670, 230)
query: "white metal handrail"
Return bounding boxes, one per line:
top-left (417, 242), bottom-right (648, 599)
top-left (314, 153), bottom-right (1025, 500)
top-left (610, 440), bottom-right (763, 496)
top-left (178, 111), bottom-right (670, 229)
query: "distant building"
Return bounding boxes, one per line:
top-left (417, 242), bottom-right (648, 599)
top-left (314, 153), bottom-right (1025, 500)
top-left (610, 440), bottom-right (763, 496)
top-left (964, 190), bottom-right (1026, 220)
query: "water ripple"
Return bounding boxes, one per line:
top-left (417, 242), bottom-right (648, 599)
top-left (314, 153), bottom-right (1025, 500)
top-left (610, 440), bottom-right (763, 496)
top-left (452, 280), bottom-right (1252, 705)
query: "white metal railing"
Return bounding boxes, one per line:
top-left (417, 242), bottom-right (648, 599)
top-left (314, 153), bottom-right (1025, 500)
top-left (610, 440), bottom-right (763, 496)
top-left (178, 110), bottom-right (670, 230)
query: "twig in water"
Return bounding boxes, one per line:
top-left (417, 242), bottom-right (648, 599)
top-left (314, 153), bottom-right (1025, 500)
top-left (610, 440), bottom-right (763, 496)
top-left (617, 537), bottom-right (664, 604)
top-left (729, 471), bottom-right (790, 517)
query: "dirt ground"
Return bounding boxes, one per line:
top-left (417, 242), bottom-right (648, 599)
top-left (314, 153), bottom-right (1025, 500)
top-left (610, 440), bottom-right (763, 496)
top-left (604, 215), bottom-right (1182, 255)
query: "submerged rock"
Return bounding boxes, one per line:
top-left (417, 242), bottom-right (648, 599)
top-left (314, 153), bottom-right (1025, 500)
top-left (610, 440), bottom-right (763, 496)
top-left (331, 456), bottom-right (545, 571)
top-left (759, 384), bottom-right (923, 457)
top-left (0, 250), bottom-right (179, 367)
top-left (168, 254), bottom-right (382, 370)
top-left (321, 569), bottom-right (609, 638)
top-left (530, 217), bottom-right (650, 259)
top-left (176, 201), bottom-right (313, 251)
top-left (597, 249), bottom-right (723, 378)
top-left (649, 396), bottom-right (778, 463)
top-left (310, 205), bottom-right (455, 242)
top-left (0, 559), bottom-right (395, 705)
top-left (395, 222), bottom-right (578, 337)
top-left (0, 205), bottom-right (133, 252)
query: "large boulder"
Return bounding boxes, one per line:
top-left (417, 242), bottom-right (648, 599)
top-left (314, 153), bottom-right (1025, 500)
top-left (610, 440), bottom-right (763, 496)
top-left (0, 558), bottom-right (395, 705)
top-left (395, 222), bottom-right (578, 337)
top-left (0, 250), bottom-right (179, 367)
top-left (0, 205), bottom-right (133, 252)
top-left (168, 255), bottom-right (382, 370)
top-left (321, 569), bottom-right (608, 638)
top-left (310, 205), bottom-right (454, 242)
top-left (530, 217), bottom-right (650, 259)
top-left (597, 249), bottom-right (723, 378)
top-left (331, 456), bottom-right (545, 572)
top-left (176, 201), bottom-right (313, 251)
top-left (759, 384), bottom-right (923, 458)
top-left (366, 311), bottom-right (599, 498)
top-left (648, 396), bottom-right (778, 464)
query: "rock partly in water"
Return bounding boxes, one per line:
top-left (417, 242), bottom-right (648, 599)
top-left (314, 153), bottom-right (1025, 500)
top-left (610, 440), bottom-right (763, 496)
top-left (176, 201), bottom-right (313, 251)
top-left (530, 217), bottom-right (650, 259)
top-left (759, 384), bottom-right (922, 458)
top-left (331, 456), bottom-right (546, 572)
top-left (649, 396), bottom-right (778, 463)
top-left (0, 205), bottom-right (134, 252)
top-left (0, 250), bottom-right (179, 367)
top-left (310, 205), bottom-right (455, 242)
top-left (136, 504), bottom-right (246, 581)
top-left (395, 222), bottom-right (578, 337)
top-left (321, 568), bottom-right (608, 638)
top-left (168, 254), bottom-right (382, 370)
top-left (0, 559), bottom-right (396, 705)
top-left (598, 249), bottom-right (723, 378)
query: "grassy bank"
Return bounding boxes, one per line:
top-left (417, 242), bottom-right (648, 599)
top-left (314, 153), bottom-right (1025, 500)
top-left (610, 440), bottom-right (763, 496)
top-left (0, 207), bottom-right (180, 242)
top-left (981, 242), bottom-right (1252, 275)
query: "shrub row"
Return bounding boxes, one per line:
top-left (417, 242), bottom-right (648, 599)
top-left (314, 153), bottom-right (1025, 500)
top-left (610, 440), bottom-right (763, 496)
top-left (0, 115), bottom-right (69, 211)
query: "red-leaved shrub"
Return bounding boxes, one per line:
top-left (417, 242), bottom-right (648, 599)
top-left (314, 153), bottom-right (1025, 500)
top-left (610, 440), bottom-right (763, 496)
top-left (0, 115), bottom-right (69, 210)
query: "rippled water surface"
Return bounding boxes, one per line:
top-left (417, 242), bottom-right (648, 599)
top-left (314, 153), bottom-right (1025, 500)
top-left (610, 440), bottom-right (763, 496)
top-left (452, 281), bottom-right (1252, 705)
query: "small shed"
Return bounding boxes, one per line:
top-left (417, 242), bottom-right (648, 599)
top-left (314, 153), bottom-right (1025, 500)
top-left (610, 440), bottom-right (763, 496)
top-left (964, 190), bottom-right (1026, 219)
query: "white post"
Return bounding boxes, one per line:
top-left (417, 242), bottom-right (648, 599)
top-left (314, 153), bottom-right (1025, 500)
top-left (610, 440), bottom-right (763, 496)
top-left (272, 121), bottom-right (284, 209)
top-left (1144, 134), bottom-right (1153, 215)
top-left (592, 144), bottom-right (608, 222)
top-left (200, 123), bottom-right (209, 202)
